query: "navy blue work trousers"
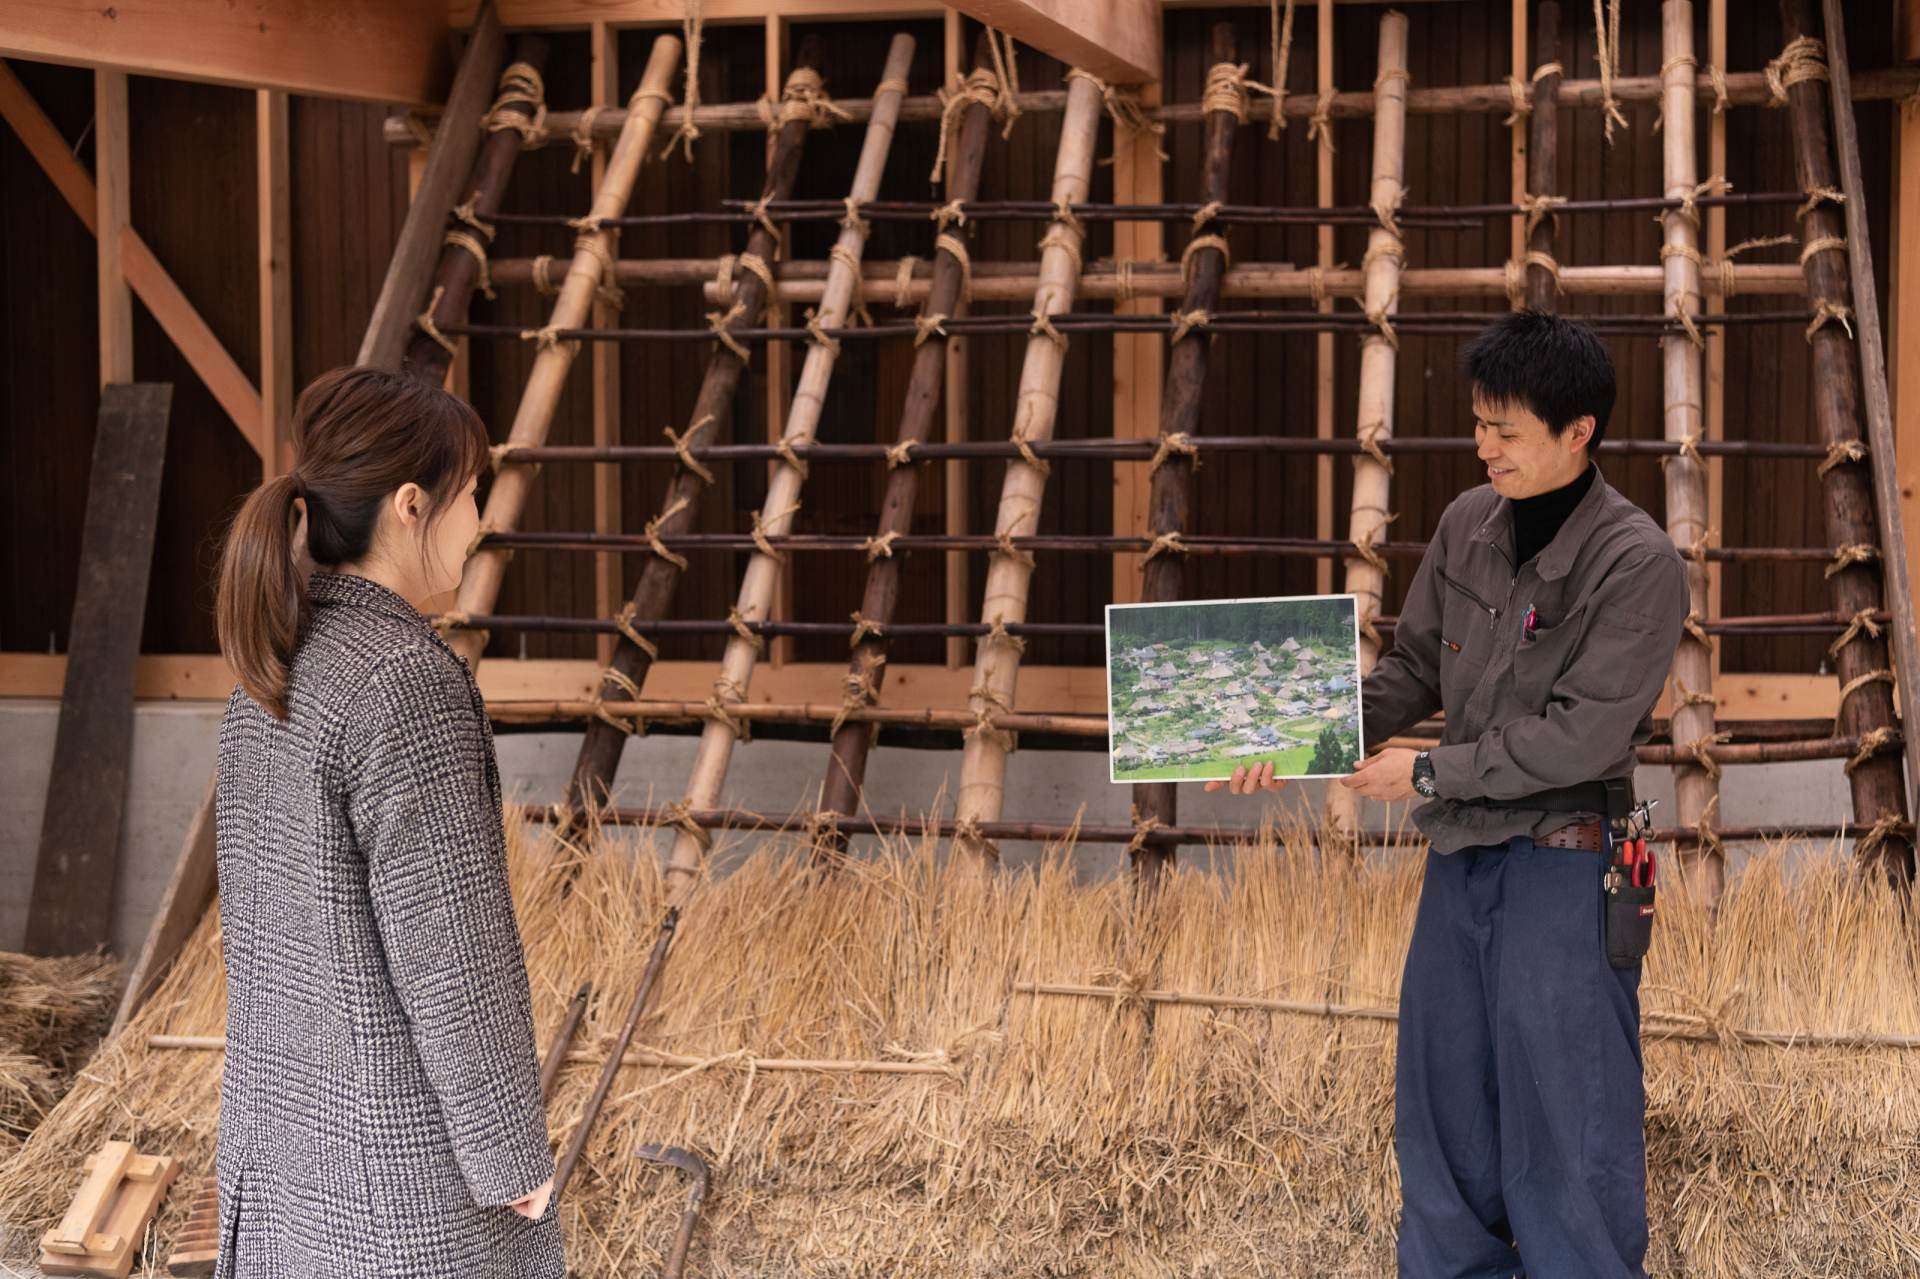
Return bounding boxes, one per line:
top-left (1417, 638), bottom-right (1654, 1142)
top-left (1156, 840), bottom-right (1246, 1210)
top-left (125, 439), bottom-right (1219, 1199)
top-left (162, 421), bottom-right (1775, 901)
top-left (1394, 833), bottom-right (1649, 1279)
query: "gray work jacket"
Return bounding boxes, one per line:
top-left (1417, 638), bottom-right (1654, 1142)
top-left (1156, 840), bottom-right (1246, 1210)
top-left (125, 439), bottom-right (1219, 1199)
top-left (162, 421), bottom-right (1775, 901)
top-left (1361, 467), bottom-right (1689, 853)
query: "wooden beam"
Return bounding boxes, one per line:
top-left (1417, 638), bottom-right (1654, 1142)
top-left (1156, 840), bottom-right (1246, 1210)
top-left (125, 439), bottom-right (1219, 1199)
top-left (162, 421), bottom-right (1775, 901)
top-left (358, 1), bottom-right (506, 369)
top-left (257, 90), bottom-right (293, 478)
top-left (941, 0), bottom-right (1160, 84)
top-left (460, 0), bottom-right (1461, 27)
top-left (0, 62), bottom-right (265, 458)
top-left (0, 0), bottom-right (451, 105)
top-left (0, 652), bottom-right (1861, 724)
top-left (96, 72), bottom-right (130, 386)
top-left (25, 384), bottom-right (172, 956)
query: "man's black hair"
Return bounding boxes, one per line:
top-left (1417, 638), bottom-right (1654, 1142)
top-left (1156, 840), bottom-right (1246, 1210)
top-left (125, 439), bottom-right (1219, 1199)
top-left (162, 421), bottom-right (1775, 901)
top-left (1461, 309), bottom-right (1616, 449)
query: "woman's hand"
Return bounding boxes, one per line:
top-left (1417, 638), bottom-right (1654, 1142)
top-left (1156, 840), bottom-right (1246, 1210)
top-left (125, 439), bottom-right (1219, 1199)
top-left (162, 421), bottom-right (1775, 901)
top-left (1203, 760), bottom-right (1291, 795)
top-left (509, 1176), bottom-right (554, 1219)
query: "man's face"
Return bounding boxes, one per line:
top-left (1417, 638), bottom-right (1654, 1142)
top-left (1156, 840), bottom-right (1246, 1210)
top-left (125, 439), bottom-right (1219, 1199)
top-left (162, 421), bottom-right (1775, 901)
top-left (1471, 393), bottom-right (1592, 499)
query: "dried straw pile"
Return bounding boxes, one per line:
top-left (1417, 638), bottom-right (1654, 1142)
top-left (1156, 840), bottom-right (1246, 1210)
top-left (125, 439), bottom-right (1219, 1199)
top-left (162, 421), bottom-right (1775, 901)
top-left (2, 805), bottom-right (1918, 1276)
top-left (0, 950), bottom-right (119, 1163)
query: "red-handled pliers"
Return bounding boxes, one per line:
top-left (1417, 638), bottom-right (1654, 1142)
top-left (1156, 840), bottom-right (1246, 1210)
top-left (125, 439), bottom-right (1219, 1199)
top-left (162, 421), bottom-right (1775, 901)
top-left (1619, 836), bottom-right (1655, 889)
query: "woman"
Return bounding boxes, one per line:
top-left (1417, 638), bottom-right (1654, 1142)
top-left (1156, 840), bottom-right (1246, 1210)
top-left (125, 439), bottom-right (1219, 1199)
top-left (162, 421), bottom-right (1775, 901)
top-left (210, 366), bottom-right (561, 1279)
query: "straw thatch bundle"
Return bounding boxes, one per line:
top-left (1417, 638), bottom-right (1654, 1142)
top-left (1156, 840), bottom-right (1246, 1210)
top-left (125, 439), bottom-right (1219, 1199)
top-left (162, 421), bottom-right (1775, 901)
top-left (2, 804), bottom-right (1918, 1276)
top-left (0, 950), bottom-right (119, 1160)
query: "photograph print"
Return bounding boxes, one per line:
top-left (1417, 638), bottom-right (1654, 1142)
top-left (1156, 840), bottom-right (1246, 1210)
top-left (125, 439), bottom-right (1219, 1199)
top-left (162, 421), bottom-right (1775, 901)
top-left (1104, 594), bottom-right (1364, 783)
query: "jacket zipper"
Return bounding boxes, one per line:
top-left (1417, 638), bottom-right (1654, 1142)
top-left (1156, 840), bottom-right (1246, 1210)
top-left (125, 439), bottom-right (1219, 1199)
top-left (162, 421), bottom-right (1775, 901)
top-left (1437, 567), bottom-right (1500, 618)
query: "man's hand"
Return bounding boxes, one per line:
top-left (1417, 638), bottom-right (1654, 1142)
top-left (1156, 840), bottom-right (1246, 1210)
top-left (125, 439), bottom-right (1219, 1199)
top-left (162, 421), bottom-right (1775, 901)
top-left (509, 1176), bottom-right (555, 1219)
top-left (1338, 747), bottom-right (1419, 801)
top-left (1203, 760), bottom-right (1291, 796)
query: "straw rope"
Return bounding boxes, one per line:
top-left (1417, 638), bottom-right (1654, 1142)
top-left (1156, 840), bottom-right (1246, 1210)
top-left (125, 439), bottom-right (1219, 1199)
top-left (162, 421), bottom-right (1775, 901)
top-left (1592, 0), bottom-right (1627, 143)
top-left (663, 0), bottom-right (704, 161)
top-left (664, 414), bottom-right (717, 485)
top-left (415, 284), bottom-right (458, 357)
top-left (1825, 542), bottom-right (1880, 579)
top-left (1146, 431), bottom-right (1199, 477)
top-left (484, 61), bottom-right (549, 149)
top-left (644, 495), bottom-right (692, 570)
top-left (931, 67), bottom-right (1002, 185)
top-left (1765, 35), bottom-right (1828, 107)
top-left (1265, 0), bottom-right (1295, 138)
top-left (1306, 86), bottom-right (1336, 152)
top-left (1827, 605), bottom-right (1884, 663)
top-left (1844, 726), bottom-right (1901, 777)
top-left (983, 26), bottom-right (1023, 140)
top-left (612, 601), bottom-right (659, 662)
top-left (761, 66), bottom-right (852, 132)
top-left (1065, 67), bottom-right (1167, 167)
top-left (570, 105), bottom-right (604, 173)
top-left (1816, 438), bottom-right (1868, 480)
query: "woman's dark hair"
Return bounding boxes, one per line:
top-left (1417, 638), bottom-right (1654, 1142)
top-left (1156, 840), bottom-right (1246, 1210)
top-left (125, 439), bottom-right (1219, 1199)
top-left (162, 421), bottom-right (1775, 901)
top-left (216, 367), bottom-right (490, 720)
top-left (1461, 309), bottom-right (1617, 448)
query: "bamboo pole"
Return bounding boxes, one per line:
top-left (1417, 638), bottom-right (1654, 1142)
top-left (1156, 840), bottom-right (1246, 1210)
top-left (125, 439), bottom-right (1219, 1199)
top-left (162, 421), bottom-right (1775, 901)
top-left (444, 34), bottom-right (681, 669)
top-left (1523, 3), bottom-right (1561, 310)
top-left (1328, 11), bottom-right (1409, 839)
top-left (1778, 0), bottom-right (1914, 878)
top-left (815, 35), bottom-right (998, 850)
top-left (1130, 26), bottom-right (1243, 888)
top-left (1659, 0), bottom-right (1725, 905)
top-left (658, 35), bottom-right (917, 896)
top-left (1706, 0), bottom-right (1727, 699)
top-left (382, 63), bottom-right (1920, 147)
top-left (1315, 0), bottom-right (1335, 595)
top-left (399, 35), bottom-right (552, 382)
top-left (493, 256), bottom-right (1808, 301)
top-left (566, 41), bottom-right (833, 818)
top-left (949, 71), bottom-right (1105, 868)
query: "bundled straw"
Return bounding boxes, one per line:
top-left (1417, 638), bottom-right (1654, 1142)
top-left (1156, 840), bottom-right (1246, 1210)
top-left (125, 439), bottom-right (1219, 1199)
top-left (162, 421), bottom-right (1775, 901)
top-left (0, 951), bottom-right (119, 1159)
top-left (3, 808), bottom-right (1920, 1275)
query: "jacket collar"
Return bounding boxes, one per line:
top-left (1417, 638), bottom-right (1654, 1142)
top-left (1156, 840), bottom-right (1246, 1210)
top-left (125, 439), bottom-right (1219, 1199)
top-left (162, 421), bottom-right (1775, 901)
top-left (308, 570), bottom-right (432, 629)
top-left (1467, 463), bottom-right (1611, 581)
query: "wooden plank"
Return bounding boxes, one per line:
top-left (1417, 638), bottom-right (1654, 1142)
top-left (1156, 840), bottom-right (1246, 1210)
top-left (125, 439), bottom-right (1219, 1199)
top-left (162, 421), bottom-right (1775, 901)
top-left (258, 90), bottom-right (293, 478)
top-left (943, 0), bottom-right (1158, 85)
top-left (1109, 66), bottom-right (1164, 608)
top-left (95, 72), bottom-right (130, 387)
top-left (1822, 0), bottom-right (1920, 816)
top-left (591, 22), bottom-right (622, 668)
top-left (0, 63), bottom-right (265, 458)
top-left (357, 0), bottom-right (505, 369)
top-left (0, 0), bottom-right (450, 105)
top-left (24, 384), bottom-right (172, 956)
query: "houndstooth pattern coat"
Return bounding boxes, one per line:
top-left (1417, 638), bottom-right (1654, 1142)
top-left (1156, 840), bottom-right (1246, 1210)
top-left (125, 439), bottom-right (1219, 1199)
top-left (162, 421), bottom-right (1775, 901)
top-left (212, 570), bottom-right (564, 1279)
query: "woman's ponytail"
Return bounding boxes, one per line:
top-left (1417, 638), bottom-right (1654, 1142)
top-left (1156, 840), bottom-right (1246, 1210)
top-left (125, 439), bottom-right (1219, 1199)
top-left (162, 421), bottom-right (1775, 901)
top-left (213, 366), bottom-right (490, 723)
top-left (216, 472), bottom-right (310, 720)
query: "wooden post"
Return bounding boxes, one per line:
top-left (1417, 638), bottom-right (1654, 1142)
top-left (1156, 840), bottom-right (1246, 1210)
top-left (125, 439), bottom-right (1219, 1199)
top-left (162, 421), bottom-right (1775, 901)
top-left (1109, 35), bottom-right (1165, 609)
top-left (1327, 10), bottom-right (1408, 839)
top-left (1523, 3), bottom-right (1561, 310)
top-left (25, 385), bottom-right (171, 956)
top-left (590, 23), bottom-right (622, 669)
top-left (1659, 0), bottom-right (1724, 903)
top-left (445, 35), bottom-right (682, 669)
top-left (1129, 25), bottom-right (1242, 889)
top-left (949, 71), bottom-right (1105, 867)
top-left (567, 41), bottom-right (832, 815)
top-left (659, 35), bottom-right (918, 896)
top-left (1778, 0), bottom-right (1913, 877)
top-left (360, 1), bottom-right (507, 371)
top-left (257, 89), bottom-right (293, 478)
top-left (817, 35), bottom-right (998, 843)
top-left (1706, 0), bottom-right (1727, 690)
top-left (1819, 0), bottom-right (1920, 837)
top-left (400, 34), bottom-right (555, 382)
top-left (96, 70), bottom-right (130, 387)
top-left (1314, 0), bottom-right (1335, 596)
top-left (766, 15), bottom-right (796, 669)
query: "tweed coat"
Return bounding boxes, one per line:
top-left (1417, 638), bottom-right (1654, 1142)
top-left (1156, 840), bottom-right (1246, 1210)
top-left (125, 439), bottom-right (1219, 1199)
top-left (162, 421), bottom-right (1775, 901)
top-left (212, 570), bottom-right (563, 1279)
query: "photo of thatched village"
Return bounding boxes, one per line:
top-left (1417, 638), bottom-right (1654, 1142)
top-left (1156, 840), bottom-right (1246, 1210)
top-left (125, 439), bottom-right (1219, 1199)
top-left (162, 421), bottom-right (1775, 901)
top-left (1106, 595), bottom-right (1363, 782)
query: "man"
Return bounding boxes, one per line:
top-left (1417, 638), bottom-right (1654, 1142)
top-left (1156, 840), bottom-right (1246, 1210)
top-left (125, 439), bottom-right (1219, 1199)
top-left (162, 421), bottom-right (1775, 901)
top-left (1208, 310), bottom-right (1688, 1277)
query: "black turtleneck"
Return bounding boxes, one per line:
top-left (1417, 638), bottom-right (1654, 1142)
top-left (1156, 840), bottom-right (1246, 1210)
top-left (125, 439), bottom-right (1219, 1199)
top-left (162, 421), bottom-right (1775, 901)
top-left (1511, 460), bottom-right (1596, 567)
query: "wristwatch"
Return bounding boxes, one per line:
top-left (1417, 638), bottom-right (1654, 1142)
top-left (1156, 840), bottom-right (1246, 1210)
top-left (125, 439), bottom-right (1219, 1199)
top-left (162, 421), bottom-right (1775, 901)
top-left (1412, 750), bottom-right (1438, 798)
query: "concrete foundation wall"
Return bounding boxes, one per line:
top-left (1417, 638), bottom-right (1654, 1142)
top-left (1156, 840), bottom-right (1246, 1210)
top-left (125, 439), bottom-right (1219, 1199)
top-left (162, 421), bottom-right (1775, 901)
top-left (0, 700), bottom-right (1861, 956)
